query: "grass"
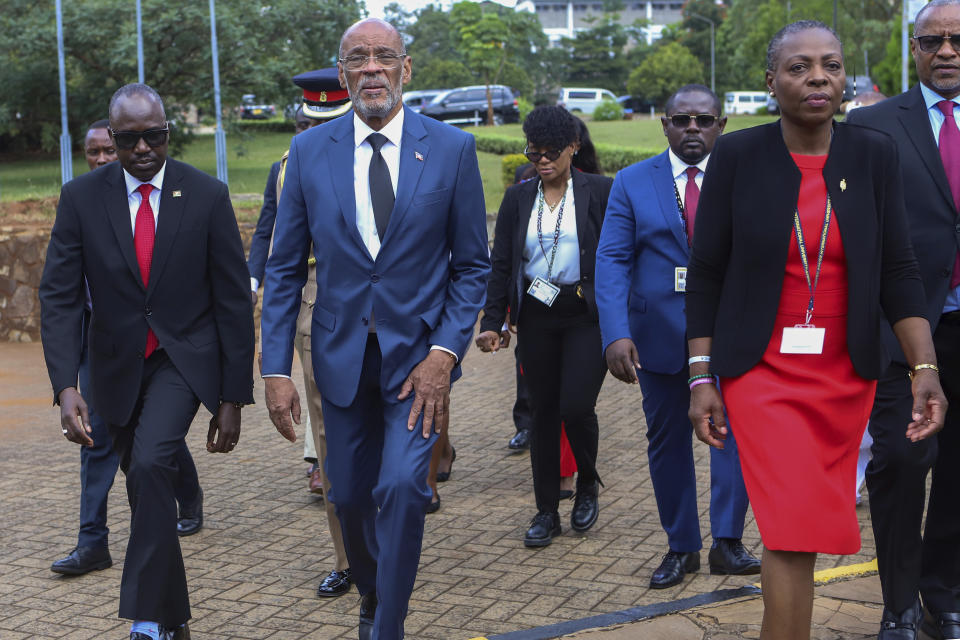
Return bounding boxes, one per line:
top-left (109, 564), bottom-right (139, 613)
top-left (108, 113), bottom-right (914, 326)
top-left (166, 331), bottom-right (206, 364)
top-left (0, 115), bottom-right (778, 219)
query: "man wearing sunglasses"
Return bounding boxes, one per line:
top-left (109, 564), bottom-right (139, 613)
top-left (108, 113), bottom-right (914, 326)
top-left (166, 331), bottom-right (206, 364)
top-left (596, 84), bottom-right (760, 590)
top-left (846, 2), bottom-right (960, 638)
top-left (40, 83), bottom-right (254, 640)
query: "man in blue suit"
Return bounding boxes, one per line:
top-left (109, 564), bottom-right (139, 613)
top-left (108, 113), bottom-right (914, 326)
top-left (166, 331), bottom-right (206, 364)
top-left (260, 18), bottom-right (489, 640)
top-left (595, 84), bottom-right (760, 589)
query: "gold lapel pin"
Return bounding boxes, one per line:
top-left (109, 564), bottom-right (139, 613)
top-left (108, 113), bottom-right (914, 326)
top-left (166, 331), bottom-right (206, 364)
top-left (839, 179), bottom-right (846, 192)
top-left (172, 190), bottom-right (182, 198)
top-left (415, 151), bottom-right (424, 162)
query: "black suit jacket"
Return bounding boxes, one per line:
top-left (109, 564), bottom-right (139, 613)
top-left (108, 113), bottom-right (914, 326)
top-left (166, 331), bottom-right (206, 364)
top-left (40, 159), bottom-right (255, 426)
top-left (686, 121), bottom-right (926, 380)
top-left (247, 160), bottom-right (281, 284)
top-left (480, 169), bottom-right (613, 333)
top-left (846, 85), bottom-right (960, 358)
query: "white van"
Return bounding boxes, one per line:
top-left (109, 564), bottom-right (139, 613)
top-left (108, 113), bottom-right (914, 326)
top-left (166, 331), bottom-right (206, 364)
top-left (724, 91), bottom-right (768, 115)
top-left (558, 87), bottom-right (618, 115)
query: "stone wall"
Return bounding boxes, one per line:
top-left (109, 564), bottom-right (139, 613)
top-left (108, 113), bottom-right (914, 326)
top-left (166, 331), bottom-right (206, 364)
top-left (0, 223), bottom-right (258, 343)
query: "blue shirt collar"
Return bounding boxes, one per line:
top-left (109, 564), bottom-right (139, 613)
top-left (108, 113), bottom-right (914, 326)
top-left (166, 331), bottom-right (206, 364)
top-left (920, 82), bottom-right (960, 111)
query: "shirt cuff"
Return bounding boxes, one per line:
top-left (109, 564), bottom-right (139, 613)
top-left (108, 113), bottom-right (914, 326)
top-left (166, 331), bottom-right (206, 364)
top-left (250, 277), bottom-right (260, 292)
top-left (430, 344), bottom-right (458, 363)
top-left (262, 373), bottom-right (292, 379)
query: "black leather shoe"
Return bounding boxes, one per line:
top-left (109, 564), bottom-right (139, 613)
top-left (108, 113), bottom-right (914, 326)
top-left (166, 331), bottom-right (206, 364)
top-left (51, 545), bottom-right (112, 575)
top-left (650, 550), bottom-right (700, 589)
top-left (922, 608), bottom-right (960, 640)
top-left (509, 429), bottom-right (531, 451)
top-left (177, 487), bottom-right (203, 537)
top-left (436, 446), bottom-right (456, 483)
top-left (570, 481), bottom-right (599, 533)
top-left (359, 591), bottom-right (377, 640)
top-left (708, 538), bottom-right (761, 575)
top-left (161, 622), bottom-right (190, 640)
top-left (524, 511), bottom-right (561, 547)
top-left (426, 495), bottom-right (441, 514)
top-left (317, 568), bottom-right (352, 597)
top-left (879, 600), bottom-right (922, 639)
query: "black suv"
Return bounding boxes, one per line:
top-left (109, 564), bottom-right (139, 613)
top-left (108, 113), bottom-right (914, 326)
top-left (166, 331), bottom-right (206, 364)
top-left (420, 85), bottom-right (520, 125)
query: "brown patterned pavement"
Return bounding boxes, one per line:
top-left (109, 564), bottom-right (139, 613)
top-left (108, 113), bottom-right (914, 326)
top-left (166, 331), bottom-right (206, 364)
top-left (0, 340), bottom-right (878, 639)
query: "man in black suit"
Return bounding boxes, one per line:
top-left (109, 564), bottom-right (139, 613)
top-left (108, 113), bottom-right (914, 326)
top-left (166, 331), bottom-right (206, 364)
top-left (846, 2), bottom-right (960, 638)
top-left (40, 83), bottom-right (254, 640)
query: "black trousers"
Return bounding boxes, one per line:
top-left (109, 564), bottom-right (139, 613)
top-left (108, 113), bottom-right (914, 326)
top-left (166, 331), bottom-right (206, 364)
top-left (109, 351), bottom-right (201, 627)
top-left (512, 343), bottom-right (532, 433)
top-left (517, 290), bottom-right (606, 514)
top-left (867, 314), bottom-right (960, 615)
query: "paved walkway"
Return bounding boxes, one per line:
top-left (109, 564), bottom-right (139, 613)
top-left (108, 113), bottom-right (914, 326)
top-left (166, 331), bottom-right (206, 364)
top-left (0, 340), bottom-right (880, 639)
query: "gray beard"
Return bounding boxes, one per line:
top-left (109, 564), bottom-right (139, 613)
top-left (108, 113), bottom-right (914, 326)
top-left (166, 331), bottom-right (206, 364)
top-left (351, 84), bottom-right (402, 119)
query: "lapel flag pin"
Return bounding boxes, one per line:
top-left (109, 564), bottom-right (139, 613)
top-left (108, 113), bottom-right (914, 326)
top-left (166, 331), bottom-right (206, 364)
top-left (172, 190), bottom-right (182, 198)
top-left (415, 151), bottom-right (424, 162)
top-left (839, 179), bottom-right (846, 192)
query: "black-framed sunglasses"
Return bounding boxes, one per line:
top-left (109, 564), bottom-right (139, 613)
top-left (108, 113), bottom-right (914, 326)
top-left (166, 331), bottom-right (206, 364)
top-left (913, 34), bottom-right (960, 54)
top-left (524, 147), bottom-right (563, 163)
top-left (110, 127), bottom-right (169, 150)
top-left (667, 114), bottom-right (720, 128)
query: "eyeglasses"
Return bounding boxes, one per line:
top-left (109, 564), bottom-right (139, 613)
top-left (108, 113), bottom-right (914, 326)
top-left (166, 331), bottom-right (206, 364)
top-left (338, 53), bottom-right (406, 71)
top-left (913, 34), bottom-right (960, 53)
top-left (667, 114), bottom-right (720, 128)
top-left (110, 127), bottom-right (169, 150)
top-left (524, 147), bottom-right (563, 163)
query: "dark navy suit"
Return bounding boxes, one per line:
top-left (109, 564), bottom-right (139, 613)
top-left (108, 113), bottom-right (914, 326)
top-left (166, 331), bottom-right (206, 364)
top-left (247, 161), bottom-right (281, 286)
top-left (261, 107), bottom-right (489, 639)
top-left (595, 150), bottom-right (750, 552)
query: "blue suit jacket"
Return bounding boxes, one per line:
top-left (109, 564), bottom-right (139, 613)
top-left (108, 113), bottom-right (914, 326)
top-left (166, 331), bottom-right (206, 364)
top-left (260, 107), bottom-right (490, 407)
top-left (595, 150), bottom-right (690, 376)
top-left (247, 160), bottom-right (281, 285)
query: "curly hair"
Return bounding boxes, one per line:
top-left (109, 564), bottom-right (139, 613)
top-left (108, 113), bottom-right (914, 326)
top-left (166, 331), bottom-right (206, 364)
top-left (522, 105), bottom-right (580, 153)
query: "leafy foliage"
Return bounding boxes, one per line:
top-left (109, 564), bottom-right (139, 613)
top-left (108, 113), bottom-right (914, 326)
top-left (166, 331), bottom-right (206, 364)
top-left (627, 43), bottom-right (704, 107)
top-left (501, 153), bottom-right (529, 187)
top-left (592, 99), bottom-right (624, 121)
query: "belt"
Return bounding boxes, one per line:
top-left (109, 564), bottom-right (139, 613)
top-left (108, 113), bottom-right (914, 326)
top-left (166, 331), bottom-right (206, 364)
top-left (941, 310), bottom-right (960, 324)
top-left (524, 278), bottom-right (584, 299)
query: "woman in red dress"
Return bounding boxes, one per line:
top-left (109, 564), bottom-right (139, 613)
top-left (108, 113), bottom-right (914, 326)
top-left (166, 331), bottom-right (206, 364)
top-left (685, 21), bottom-right (948, 640)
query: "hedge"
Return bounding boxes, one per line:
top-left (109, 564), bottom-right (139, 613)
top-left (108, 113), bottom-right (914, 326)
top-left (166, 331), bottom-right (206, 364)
top-left (235, 119), bottom-right (293, 133)
top-left (501, 154), bottom-right (530, 187)
top-left (473, 130), bottom-right (659, 175)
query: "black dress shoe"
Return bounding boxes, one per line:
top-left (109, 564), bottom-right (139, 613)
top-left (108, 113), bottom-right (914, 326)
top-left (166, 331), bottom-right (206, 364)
top-left (509, 429), bottom-right (531, 451)
top-left (922, 608), bottom-right (960, 640)
top-left (177, 487), bottom-right (203, 537)
top-left (708, 538), bottom-right (761, 575)
top-left (426, 495), bottom-right (441, 514)
top-left (51, 545), bottom-right (112, 575)
top-left (317, 568), bottom-right (352, 597)
top-left (650, 550), bottom-right (700, 589)
top-left (524, 511), bottom-right (561, 547)
top-left (161, 622), bottom-right (190, 640)
top-left (570, 481), bottom-right (599, 533)
top-left (359, 591), bottom-right (377, 640)
top-left (436, 446), bottom-right (456, 483)
top-left (879, 600), bottom-right (922, 639)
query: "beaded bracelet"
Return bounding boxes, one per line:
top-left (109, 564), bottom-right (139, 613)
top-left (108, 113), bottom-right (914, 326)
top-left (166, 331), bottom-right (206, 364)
top-left (687, 373), bottom-right (715, 385)
top-left (689, 378), bottom-right (716, 390)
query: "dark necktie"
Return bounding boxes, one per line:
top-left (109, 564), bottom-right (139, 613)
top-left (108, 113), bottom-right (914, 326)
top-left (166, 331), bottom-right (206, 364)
top-left (367, 133), bottom-right (394, 241)
top-left (684, 166), bottom-right (700, 246)
top-left (134, 183), bottom-right (159, 358)
top-left (937, 101), bottom-right (960, 289)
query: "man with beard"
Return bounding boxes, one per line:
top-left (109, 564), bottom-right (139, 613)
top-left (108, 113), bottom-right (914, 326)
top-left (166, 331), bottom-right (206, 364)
top-left (260, 18), bottom-right (489, 640)
top-left (595, 84), bottom-right (760, 589)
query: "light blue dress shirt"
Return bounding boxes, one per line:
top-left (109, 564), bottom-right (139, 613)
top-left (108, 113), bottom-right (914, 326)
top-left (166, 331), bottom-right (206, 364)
top-left (522, 177), bottom-right (580, 285)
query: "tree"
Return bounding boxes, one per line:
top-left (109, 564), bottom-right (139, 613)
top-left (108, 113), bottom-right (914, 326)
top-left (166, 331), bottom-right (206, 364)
top-left (627, 42), bottom-right (704, 107)
top-left (562, 0), bottom-right (633, 93)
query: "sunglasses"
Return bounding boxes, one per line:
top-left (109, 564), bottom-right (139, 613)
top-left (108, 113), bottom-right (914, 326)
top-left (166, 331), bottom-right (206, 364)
top-left (110, 127), bottom-right (169, 150)
top-left (913, 34), bottom-right (960, 53)
top-left (524, 147), bottom-right (563, 163)
top-left (667, 114), bottom-right (720, 128)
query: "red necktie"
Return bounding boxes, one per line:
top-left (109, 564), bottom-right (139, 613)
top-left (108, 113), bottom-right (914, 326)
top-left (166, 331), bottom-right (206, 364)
top-left (134, 183), bottom-right (159, 358)
top-left (684, 166), bottom-right (700, 246)
top-left (936, 100), bottom-right (960, 288)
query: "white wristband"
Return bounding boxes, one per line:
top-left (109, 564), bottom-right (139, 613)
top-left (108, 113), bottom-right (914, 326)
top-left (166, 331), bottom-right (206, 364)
top-left (688, 355), bottom-right (711, 365)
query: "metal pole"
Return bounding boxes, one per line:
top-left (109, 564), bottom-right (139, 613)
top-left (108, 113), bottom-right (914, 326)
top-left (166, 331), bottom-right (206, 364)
top-left (690, 14), bottom-right (716, 93)
top-left (833, 0), bottom-right (838, 31)
top-left (136, 0), bottom-right (144, 83)
top-left (56, 0), bottom-right (72, 184)
top-left (902, 0), bottom-right (909, 93)
top-left (209, 0), bottom-right (228, 185)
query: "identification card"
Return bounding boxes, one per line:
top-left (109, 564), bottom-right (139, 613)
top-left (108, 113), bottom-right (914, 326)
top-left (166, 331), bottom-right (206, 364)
top-left (780, 324), bottom-right (825, 354)
top-left (675, 267), bottom-right (687, 293)
top-left (527, 276), bottom-right (560, 307)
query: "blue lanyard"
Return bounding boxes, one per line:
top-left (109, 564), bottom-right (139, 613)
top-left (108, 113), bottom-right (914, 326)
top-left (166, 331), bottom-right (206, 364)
top-left (793, 195), bottom-right (832, 325)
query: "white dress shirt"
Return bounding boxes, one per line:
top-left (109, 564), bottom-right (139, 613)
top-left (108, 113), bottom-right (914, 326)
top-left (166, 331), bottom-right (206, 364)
top-left (522, 177), bottom-right (580, 284)
top-left (668, 149), bottom-right (708, 223)
top-left (122, 163), bottom-right (166, 233)
top-left (353, 110), bottom-right (403, 260)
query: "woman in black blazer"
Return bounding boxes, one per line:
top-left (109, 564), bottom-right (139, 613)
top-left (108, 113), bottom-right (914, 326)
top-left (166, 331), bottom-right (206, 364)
top-left (685, 21), bottom-right (947, 639)
top-left (476, 105), bottom-right (612, 547)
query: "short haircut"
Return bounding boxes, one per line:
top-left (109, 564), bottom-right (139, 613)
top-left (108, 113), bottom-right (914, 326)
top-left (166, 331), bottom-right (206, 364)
top-left (522, 105), bottom-right (580, 152)
top-left (108, 83), bottom-right (166, 123)
top-left (87, 119), bottom-right (110, 132)
top-left (338, 18), bottom-right (406, 58)
top-left (664, 84), bottom-right (721, 115)
top-left (767, 20), bottom-right (843, 72)
top-left (915, 0), bottom-right (960, 31)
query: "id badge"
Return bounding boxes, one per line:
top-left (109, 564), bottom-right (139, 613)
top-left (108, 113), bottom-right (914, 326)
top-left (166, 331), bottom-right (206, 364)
top-left (675, 267), bottom-right (687, 293)
top-left (527, 276), bottom-right (560, 307)
top-left (780, 324), bottom-right (825, 354)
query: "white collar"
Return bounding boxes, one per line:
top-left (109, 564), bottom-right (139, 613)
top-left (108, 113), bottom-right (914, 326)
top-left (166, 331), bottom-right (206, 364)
top-left (667, 149), bottom-right (709, 180)
top-left (353, 107), bottom-right (405, 149)
top-left (122, 162), bottom-right (166, 196)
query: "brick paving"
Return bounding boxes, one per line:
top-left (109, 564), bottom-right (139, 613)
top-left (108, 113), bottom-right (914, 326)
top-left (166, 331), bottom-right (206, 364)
top-left (0, 340), bottom-right (877, 639)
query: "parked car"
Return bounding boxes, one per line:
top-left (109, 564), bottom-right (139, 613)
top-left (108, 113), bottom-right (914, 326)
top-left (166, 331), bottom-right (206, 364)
top-left (843, 75), bottom-right (876, 102)
top-left (420, 85), bottom-right (520, 125)
top-left (724, 91), bottom-right (768, 115)
top-left (558, 87), bottom-right (618, 114)
top-left (766, 95), bottom-right (780, 115)
top-left (240, 94), bottom-right (276, 120)
top-left (617, 95), bottom-right (656, 118)
top-left (403, 89), bottom-right (445, 114)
